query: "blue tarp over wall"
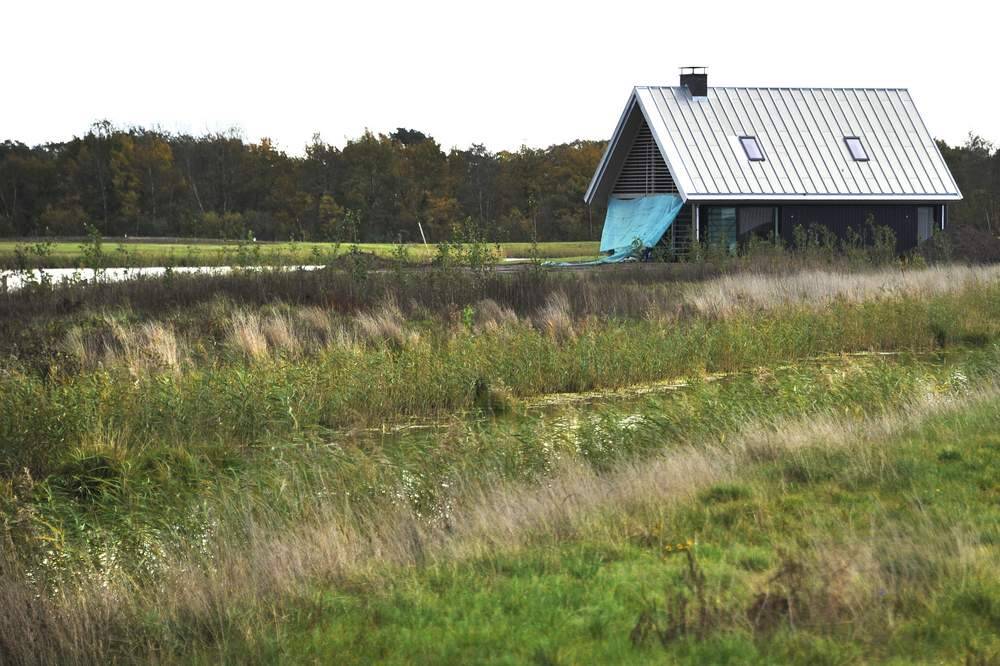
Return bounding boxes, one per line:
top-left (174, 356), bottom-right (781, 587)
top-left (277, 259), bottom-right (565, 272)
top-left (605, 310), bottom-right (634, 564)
top-left (598, 194), bottom-right (685, 261)
top-left (544, 193), bottom-right (684, 266)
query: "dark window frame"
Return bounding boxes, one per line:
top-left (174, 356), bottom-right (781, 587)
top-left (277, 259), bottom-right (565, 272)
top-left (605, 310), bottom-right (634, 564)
top-left (844, 136), bottom-right (869, 161)
top-left (739, 136), bottom-right (765, 162)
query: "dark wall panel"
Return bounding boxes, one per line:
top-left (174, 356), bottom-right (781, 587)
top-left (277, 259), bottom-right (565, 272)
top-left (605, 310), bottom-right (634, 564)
top-left (779, 205), bottom-right (920, 252)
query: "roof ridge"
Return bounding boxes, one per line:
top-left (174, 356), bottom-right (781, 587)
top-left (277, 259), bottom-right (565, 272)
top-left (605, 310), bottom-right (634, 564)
top-left (634, 85), bottom-right (911, 91)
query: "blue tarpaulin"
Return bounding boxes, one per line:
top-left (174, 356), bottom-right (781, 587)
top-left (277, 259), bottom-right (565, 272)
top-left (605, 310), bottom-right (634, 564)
top-left (546, 194), bottom-right (684, 266)
top-left (599, 194), bottom-right (685, 260)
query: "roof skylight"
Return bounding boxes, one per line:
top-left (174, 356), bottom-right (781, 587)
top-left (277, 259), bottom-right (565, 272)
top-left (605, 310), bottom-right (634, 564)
top-left (844, 136), bottom-right (869, 161)
top-left (739, 136), bottom-right (764, 161)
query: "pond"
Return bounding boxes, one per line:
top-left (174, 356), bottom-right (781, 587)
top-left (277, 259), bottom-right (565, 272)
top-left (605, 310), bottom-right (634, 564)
top-left (0, 264), bottom-right (326, 291)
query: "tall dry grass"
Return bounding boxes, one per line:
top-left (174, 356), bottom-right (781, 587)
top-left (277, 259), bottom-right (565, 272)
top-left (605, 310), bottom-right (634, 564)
top-left (61, 318), bottom-right (184, 375)
top-left (353, 297), bottom-right (418, 348)
top-left (473, 298), bottom-right (519, 333)
top-left (682, 264), bottom-right (1000, 316)
top-left (535, 291), bottom-right (575, 342)
top-left (17, 263), bottom-right (1000, 374)
top-left (225, 302), bottom-right (368, 359)
top-left (259, 310), bottom-right (301, 356)
top-left (227, 310), bottom-right (270, 360)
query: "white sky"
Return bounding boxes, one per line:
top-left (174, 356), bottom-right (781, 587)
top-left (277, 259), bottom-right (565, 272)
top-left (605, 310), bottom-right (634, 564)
top-left (3, 0), bottom-right (997, 155)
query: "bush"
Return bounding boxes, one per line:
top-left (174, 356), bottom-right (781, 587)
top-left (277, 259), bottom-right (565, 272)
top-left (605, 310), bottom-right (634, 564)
top-left (922, 224), bottom-right (1000, 263)
top-left (38, 203), bottom-right (89, 236)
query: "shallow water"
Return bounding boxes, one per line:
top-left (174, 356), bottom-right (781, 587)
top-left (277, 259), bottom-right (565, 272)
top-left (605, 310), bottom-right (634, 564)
top-left (0, 264), bottom-right (326, 291)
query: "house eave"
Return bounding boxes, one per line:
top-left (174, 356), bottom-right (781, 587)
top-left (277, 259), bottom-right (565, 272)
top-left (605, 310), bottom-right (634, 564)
top-left (684, 193), bottom-right (963, 203)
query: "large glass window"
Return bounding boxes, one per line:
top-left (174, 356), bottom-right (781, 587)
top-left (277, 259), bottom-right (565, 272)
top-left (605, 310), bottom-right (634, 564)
top-left (705, 207), bottom-right (738, 252)
top-left (844, 136), bottom-right (869, 161)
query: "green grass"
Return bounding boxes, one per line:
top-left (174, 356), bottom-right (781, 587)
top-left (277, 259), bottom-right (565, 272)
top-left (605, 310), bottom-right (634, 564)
top-left (222, 385), bottom-right (1000, 665)
top-left (3, 349), bottom-right (999, 664)
top-left (0, 239), bottom-right (601, 268)
top-left (9, 353), bottom-right (974, 570)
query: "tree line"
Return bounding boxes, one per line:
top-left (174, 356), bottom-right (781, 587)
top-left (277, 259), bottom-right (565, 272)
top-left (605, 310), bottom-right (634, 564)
top-left (937, 135), bottom-right (1000, 234)
top-left (0, 123), bottom-right (997, 244)
top-left (0, 123), bottom-right (604, 243)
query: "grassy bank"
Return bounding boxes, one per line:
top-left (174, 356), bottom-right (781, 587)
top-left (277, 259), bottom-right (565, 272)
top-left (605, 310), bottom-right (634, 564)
top-left (0, 239), bottom-right (600, 269)
top-left (254, 385), bottom-right (1000, 664)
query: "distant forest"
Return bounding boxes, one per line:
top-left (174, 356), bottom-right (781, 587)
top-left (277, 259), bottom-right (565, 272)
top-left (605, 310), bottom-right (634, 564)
top-left (0, 123), bottom-right (998, 244)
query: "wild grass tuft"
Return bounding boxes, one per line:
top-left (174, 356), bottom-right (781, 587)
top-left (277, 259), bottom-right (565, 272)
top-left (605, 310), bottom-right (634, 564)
top-left (535, 291), bottom-right (575, 342)
top-left (354, 297), bottom-right (414, 348)
top-left (473, 298), bottom-right (520, 332)
top-left (227, 310), bottom-right (269, 360)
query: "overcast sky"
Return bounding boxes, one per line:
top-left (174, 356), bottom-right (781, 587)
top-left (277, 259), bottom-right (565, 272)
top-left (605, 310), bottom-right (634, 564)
top-left (3, 0), bottom-right (997, 154)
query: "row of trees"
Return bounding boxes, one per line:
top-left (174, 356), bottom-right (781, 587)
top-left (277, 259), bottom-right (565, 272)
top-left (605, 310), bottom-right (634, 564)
top-left (937, 134), bottom-right (1000, 235)
top-left (0, 123), bottom-right (605, 243)
top-left (1, 123), bottom-right (997, 243)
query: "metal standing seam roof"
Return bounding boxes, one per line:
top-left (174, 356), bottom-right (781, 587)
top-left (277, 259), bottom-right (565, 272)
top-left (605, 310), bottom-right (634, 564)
top-left (585, 86), bottom-right (963, 203)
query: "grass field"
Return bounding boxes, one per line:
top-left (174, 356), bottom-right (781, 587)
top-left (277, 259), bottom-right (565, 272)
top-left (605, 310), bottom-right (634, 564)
top-left (0, 238), bottom-right (601, 269)
top-left (247, 387), bottom-right (1000, 664)
top-left (1, 262), bottom-right (998, 664)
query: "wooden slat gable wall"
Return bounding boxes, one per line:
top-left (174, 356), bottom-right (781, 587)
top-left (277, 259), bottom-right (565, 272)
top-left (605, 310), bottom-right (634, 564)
top-left (612, 121), bottom-right (678, 197)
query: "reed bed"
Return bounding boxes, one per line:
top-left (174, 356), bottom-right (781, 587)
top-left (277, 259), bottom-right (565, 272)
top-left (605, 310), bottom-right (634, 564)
top-left (683, 263), bottom-right (1000, 316)
top-left (1, 354), bottom-right (997, 664)
top-left (7, 263), bottom-right (1000, 371)
top-left (2, 264), bottom-right (999, 663)
top-left (3, 277), bottom-right (999, 479)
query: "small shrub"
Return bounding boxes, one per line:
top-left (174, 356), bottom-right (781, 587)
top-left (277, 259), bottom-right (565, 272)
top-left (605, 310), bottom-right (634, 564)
top-left (347, 244), bottom-right (373, 285)
top-left (936, 447), bottom-right (962, 462)
top-left (699, 483), bottom-right (752, 504)
top-left (79, 223), bottom-right (106, 270)
top-left (56, 448), bottom-right (127, 500)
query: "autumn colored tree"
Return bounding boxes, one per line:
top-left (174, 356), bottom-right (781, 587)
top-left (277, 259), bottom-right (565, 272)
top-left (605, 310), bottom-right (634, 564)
top-left (3, 121), bottom-right (992, 246)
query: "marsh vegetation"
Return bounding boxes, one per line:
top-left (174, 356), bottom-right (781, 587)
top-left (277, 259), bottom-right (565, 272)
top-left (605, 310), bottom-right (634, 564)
top-left (1, 257), bottom-right (999, 664)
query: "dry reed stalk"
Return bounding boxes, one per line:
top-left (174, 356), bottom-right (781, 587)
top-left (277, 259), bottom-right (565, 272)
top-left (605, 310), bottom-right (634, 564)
top-left (227, 310), bottom-right (269, 360)
top-left (536, 291), bottom-right (575, 342)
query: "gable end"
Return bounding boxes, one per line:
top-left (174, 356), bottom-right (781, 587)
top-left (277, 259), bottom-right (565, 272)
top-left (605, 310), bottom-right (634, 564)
top-left (612, 121), bottom-right (678, 197)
